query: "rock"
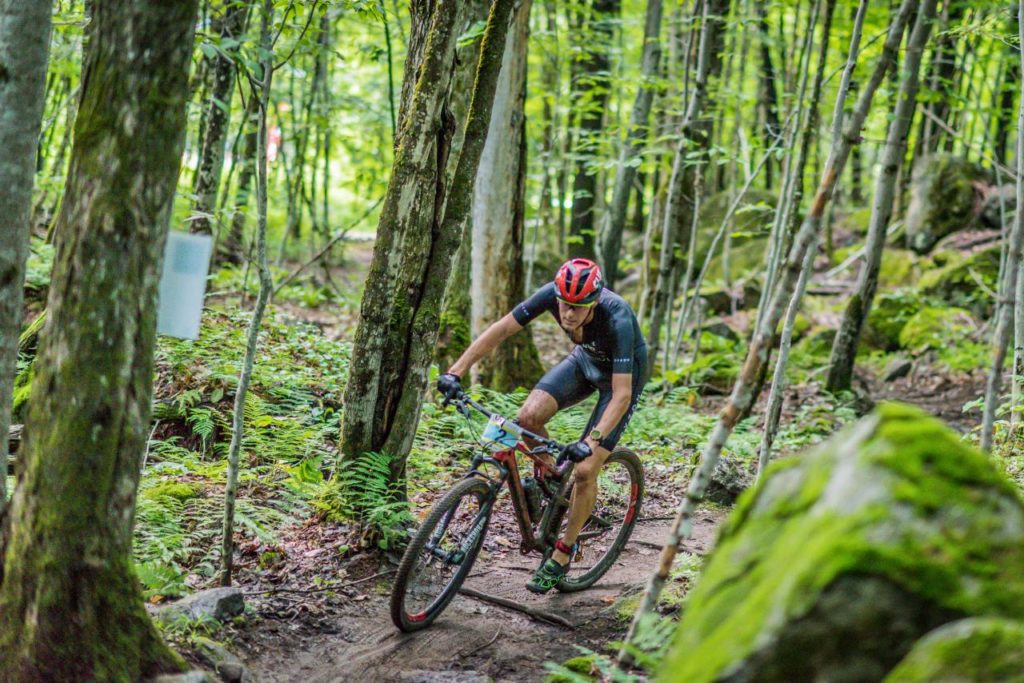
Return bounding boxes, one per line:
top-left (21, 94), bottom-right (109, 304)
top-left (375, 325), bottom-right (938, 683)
top-left (898, 307), bottom-right (974, 353)
top-left (918, 242), bottom-right (1000, 315)
top-left (695, 190), bottom-right (776, 280)
top-left (979, 183), bottom-right (1017, 230)
top-left (157, 587), bottom-right (245, 623)
top-left (699, 318), bottom-right (740, 342)
top-left (905, 154), bottom-right (990, 254)
top-left (398, 671), bottom-right (492, 683)
top-left (883, 359), bottom-right (913, 382)
top-left (659, 403), bottom-right (1024, 682)
top-left (863, 290), bottom-right (923, 351)
top-left (700, 279), bottom-right (762, 315)
top-left (704, 455), bottom-right (753, 506)
top-left (885, 618), bottom-right (1024, 682)
top-left (193, 637), bottom-right (248, 683)
top-left (151, 673), bottom-right (217, 683)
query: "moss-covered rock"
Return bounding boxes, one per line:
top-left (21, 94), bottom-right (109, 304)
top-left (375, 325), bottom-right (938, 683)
top-left (884, 618), bottom-right (1024, 683)
top-left (658, 403), bottom-right (1024, 683)
top-left (863, 290), bottom-right (924, 351)
top-left (142, 481), bottom-right (202, 503)
top-left (898, 307), bottom-right (974, 353)
top-left (696, 190), bottom-right (776, 281)
top-left (917, 243), bottom-right (1000, 315)
top-left (905, 154), bottom-right (990, 254)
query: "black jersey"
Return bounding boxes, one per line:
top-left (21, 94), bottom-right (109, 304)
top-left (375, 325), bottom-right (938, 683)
top-left (511, 283), bottom-right (646, 374)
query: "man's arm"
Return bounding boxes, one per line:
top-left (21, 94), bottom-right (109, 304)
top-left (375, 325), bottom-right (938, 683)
top-left (448, 313), bottom-right (523, 379)
top-left (584, 372), bottom-right (632, 452)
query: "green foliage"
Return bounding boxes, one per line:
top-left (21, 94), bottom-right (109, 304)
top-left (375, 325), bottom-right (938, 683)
top-left (316, 451), bottom-right (412, 550)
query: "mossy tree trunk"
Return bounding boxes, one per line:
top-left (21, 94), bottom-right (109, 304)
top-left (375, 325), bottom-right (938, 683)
top-left (435, 0), bottom-right (489, 373)
top-left (226, 92), bottom-right (260, 262)
top-left (826, 0), bottom-right (935, 393)
top-left (472, 0), bottom-right (544, 391)
top-left (567, 0), bottom-right (620, 260)
top-left (341, 0), bottom-right (516, 499)
top-left (620, 0), bottom-right (919, 663)
top-left (0, 0), bottom-right (198, 678)
top-left (190, 0), bottom-right (251, 241)
top-left (0, 1), bottom-right (52, 517)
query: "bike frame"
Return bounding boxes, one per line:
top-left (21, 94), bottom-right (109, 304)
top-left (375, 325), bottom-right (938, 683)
top-left (449, 395), bottom-right (574, 556)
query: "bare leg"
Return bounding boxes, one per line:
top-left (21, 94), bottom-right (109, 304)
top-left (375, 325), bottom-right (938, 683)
top-left (516, 389), bottom-right (558, 447)
top-left (552, 445), bottom-right (612, 565)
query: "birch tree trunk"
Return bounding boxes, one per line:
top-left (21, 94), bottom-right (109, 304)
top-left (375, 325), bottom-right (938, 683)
top-left (981, 1), bottom-right (1024, 453)
top-left (221, 0), bottom-right (274, 587)
top-left (619, 0), bottom-right (918, 664)
top-left (0, 1), bottom-right (52, 518)
top-left (826, 0), bottom-right (936, 393)
top-left (190, 0), bottom-right (251, 239)
top-left (472, 0), bottom-right (544, 391)
top-left (0, 0), bottom-right (198, 677)
top-left (341, 0), bottom-right (516, 500)
top-left (599, 0), bottom-right (664, 287)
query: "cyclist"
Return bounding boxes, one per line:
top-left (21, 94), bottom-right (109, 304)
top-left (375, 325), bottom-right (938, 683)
top-left (437, 258), bottom-right (648, 594)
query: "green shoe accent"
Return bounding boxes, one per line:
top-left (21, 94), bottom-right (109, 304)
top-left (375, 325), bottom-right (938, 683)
top-left (526, 558), bottom-right (567, 594)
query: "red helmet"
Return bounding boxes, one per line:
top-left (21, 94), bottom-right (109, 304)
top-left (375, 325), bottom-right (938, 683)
top-left (555, 258), bottom-right (604, 305)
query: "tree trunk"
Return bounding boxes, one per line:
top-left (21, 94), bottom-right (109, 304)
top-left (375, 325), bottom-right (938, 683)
top-left (994, 14), bottom-right (1019, 169)
top-left (341, 0), bottom-right (515, 498)
top-left (826, 0), bottom-right (935, 393)
top-left (435, 0), bottom-right (490, 372)
top-left (190, 0), bottom-right (251, 239)
top-left (757, 1), bottom-right (781, 190)
top-left (981, 1), bottom-right (1024, 452)
top-left (599, 0), bottom-right (664, 287)
top-left (567, 0), bottom-right (620, 260)
top-left (0, 0), bottom-right (198, 678)
top-left (619, 0), bottom-right (917, 662)
top-left (472, 0), bottom-right (543, 391)
top-left (221, 0), bottom-right (274, 587)
top-left (646, 0), bottom-right (729, 371)
top-left (0, 1), bottom-right (52, 517)
top-left (225, 92), bottom-right (261, 263)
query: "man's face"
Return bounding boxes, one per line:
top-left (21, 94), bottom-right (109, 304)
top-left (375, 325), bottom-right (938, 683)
top-left (557, 299), bottom-right (592, 331)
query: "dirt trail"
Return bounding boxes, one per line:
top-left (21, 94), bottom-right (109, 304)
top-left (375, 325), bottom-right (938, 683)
top-left (238, 513), bottom-right (723, 682)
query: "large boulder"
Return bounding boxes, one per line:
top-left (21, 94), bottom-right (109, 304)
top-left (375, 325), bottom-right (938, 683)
top-left (863, 290), bottom-right (924, 351)
top-left (917, 242), bottom-right (1000, 315)
top-left (884, 618), bottom-right (1024, 682)
top-left (905, 154), bottom-right (990, 254)
top-left (658, 403), bottom-right (1024, 682)
top-left (695, 189), bottom-right (776, 282)
top-left (898, 307), bottom-right (974, 354)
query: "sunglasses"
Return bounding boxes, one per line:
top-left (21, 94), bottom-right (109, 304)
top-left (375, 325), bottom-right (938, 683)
top-left (556, 297), bottom-right (596, 309)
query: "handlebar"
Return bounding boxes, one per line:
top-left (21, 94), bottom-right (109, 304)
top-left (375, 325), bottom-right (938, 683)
top-left (442, 390), bottom-right (571, 467)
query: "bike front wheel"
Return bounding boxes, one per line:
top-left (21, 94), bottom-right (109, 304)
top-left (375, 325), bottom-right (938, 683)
top-left (556, 448), bottom-right (644, 592)
top-left (390, 476), bottom-right (493, 632)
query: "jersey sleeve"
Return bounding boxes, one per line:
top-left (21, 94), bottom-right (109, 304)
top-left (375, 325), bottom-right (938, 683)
top-left (610, 303), bottom-right (636, 374)
top-left (511, 282), bottom-right (558, 327)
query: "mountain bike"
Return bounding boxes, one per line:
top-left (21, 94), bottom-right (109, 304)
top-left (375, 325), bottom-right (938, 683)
top-left (390, 390), bottom-right (644, 632)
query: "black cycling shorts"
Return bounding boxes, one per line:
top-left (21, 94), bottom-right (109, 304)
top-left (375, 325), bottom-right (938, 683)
top-left (534, 346), bottom-right (647, 450)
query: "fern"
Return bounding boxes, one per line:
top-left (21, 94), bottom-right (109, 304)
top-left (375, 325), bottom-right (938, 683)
top-left (318, 451), bottom-right (412, 549)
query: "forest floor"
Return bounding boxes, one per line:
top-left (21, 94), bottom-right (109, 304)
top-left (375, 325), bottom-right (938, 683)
top-left (233, 502), bottom-right (724, 682)
top-left (128, 234), bottom-right (995, 682)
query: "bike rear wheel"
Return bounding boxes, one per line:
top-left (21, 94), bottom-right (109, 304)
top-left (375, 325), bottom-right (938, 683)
top-left (390, 476), bottom-right (493, 632)
top-left (556, 448), bottom-right (644, 592)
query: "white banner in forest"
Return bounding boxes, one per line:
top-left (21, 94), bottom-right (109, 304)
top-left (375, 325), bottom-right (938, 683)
top-left (157, 231), bottom-right (213, 340)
